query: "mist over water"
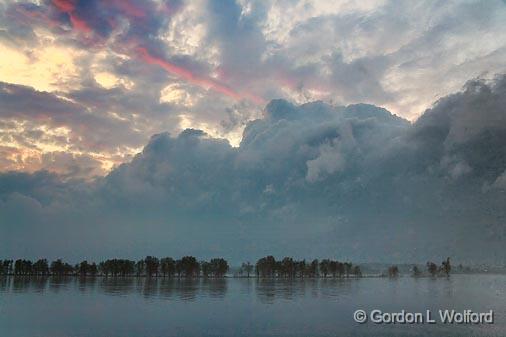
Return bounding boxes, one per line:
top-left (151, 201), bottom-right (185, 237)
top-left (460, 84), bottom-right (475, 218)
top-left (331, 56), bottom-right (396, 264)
top-left (1, 275), bottom-right (505, 337)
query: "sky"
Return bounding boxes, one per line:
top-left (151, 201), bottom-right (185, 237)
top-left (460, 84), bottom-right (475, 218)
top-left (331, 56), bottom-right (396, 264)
top-left (1, 0), bottom-right (506, 263)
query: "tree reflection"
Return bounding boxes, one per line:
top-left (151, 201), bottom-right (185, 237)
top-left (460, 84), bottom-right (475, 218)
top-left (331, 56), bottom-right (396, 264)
top-left (48, 276), bottom-right (73, 293)
top-left (201, 278), bottom-right (227, 298)
top-left (100, 277), bottom-right (135, 296)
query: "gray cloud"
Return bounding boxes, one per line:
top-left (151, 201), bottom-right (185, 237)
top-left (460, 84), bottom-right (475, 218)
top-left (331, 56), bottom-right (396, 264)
top-left (1, 75), bottom-right (505, 263)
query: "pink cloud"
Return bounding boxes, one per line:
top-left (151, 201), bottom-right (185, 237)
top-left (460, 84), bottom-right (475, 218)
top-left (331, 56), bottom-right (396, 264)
top-left (137, 47), bottom-right (265, 104)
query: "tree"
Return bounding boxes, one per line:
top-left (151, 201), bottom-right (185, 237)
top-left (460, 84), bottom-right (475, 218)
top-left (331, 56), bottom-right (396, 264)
top-left (426, 262), bottom-right (438, 276)
top-left (209, 258), bottom-right (228, 277)
top-left (295, 260), bottom-right (306, 278)
top-left (412, 265), bottom-right (422, 277)
top-left (0, 260), bottom-right (13, 275)
top-left (280, 257), bottom-right (295, 278)
top-left (319, 259), bottom-right (330, 278)
top-left (256, 256), bottom-right (276, 277)
top-left (337, 262), bottom-right (345, 278)
top-left (175, 259), bottom-right (183, 277)
top-left (144, 256), bottom-right (160, 277)
top-left (241, 262), bottom-right (253, 278)
top-left (441, 257), bottom-right (451, 276)
top-left (178, 256), bottom-right (199, 277)
top-left (306, 259), bottom-right (319, 277)
top-left (328, 261), bottom-right (337, 278)
top-left (388, 266), bottom-right (399, 278)
top-left (89, 263), bottom-right (98, 276)
top-left (33, 259), bottom-right (49, 275)
top-left (14, 259), bottom-right (33, 275)
top-left (343, 262), bottom-right (352, 278)
top-left (160, 257), bottom-right (175, 277)
top-left (79, 261), bottom-right (90, 276)
top-left (201, 261), bottom-right (211, 277)
top-left (352, 265), bottom-right (362, 277)
top-left (51, 259), bottom-right (65, 276)
top-left (135, 259), bottom-right (146, 276)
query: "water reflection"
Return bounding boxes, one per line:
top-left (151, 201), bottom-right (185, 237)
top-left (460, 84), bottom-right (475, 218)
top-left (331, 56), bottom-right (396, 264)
top-left (254, 278), bottom-right (356, 303)
top-left (0, 276), bottom-right (231, 300)
top-left (0, 276), bottom-right (10, 292)
top-left (12, 276), bottom-right (33, 293)
top-left (0, 276), bottom-right (360, 302)
top-left (77, 276), bottom-right (97, 293)
top-left (101, 277), bottom-right (136, 296)
top-left (48, 276), bottom-right (74, 293)
top-left (1, 275), bottom-right (504, 337)
top-left (201, 278), bottom-right (227, 299)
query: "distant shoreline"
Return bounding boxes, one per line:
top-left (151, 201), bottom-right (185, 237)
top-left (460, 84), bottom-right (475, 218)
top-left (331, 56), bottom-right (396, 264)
top-left (3, 256), bottom-right (502, 279)
top-left (1, 272), bottom-right (503, 279)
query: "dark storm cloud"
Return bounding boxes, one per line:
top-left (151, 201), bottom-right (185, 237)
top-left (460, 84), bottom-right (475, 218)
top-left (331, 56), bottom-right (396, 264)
top-left (1, 75), bottom-right (505, 262)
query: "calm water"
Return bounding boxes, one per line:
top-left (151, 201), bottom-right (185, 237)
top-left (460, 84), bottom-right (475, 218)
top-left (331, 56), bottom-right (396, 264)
top-left (1, 275), bottom-right (505, 337)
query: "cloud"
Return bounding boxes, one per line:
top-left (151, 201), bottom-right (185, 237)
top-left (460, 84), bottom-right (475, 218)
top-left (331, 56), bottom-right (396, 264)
top-left (1, 0), bottom-right (506, 178)
top-left (492, 170), bottom-right (506, 190)
top-left (1, 2), bottom-right (506, 261)
top-left (2, 75), bottom-right (505, 263)
top-left (1, 0), bottom-right (262, 103)
top-left (0, 81), bottom-right (145, 159)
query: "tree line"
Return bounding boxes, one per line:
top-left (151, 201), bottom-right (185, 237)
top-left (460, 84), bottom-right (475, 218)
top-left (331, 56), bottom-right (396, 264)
top-left (252, 256), bottom-right (362, 278)
top-left (0, 256), bottom-right (364, 278)
top-left (2, 257), bottom-right (458, 278)
top-left (387, 258), bottom-right (452, 277)
top-left (0, 257), bottom-right (228, 278)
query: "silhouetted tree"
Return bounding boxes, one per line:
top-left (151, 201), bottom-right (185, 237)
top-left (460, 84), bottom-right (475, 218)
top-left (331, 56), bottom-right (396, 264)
top-left (51, 259), bottom-right (65, 276)
top-left (144, 256), bottom-right (160, 277)
top-left (337, 262), bottom-right (345, 278)
top-left (241, 262), bottom-right (253, 277)
top-left (280, 257), bottom-right (295, 278)
top-left (135, 259), bottom-right (146, 276)
top-left (77, 260), bottom-right (98, 276)
top-left (98, 259), bottom-right (135, 276)
top-left (307, 259), bottom-right (319, 277)
top-left (209, 258), bottom-right (228, 277)
top-left (49, 259), bottom-right (74, 276)
top-left (79, 261), bottom-right (90, 276)
top-left (441, 257), bottom-right (451, 276)
top-left (160, 257), bottom-right (175, 277)
top-left (0, 260), bottom-right (13, 275)
top-left (328, 261), bottom-right (337, 278)
top-left (352, 265), bottom-right (362, 277)
top-left (14, 259), bottom-right (33, 275)
top-left (4, 255), bottom-right (369, 279)
top-left (254, 257), bottom-right (361, 278)
top-left (388, 266), bottom-right (399, 277)
top-left (201, 261), bottom-right (211, 277)
top-left (426, 262), bottom-right (438, 276)
top-left (89, 263), bottom-right (98, 276)
top-left (175, 259), bottom-right (183, 277)
top-left (256, 256), bottom-right (276, 277)
top-left (295, 260), bottom-right (306, 278)
top-left (319, 259), bottom-right (330, 278)
top-left (33, 259), bottom-right (49, 275)
top-left (178, 256), bottom-right (199, 277)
